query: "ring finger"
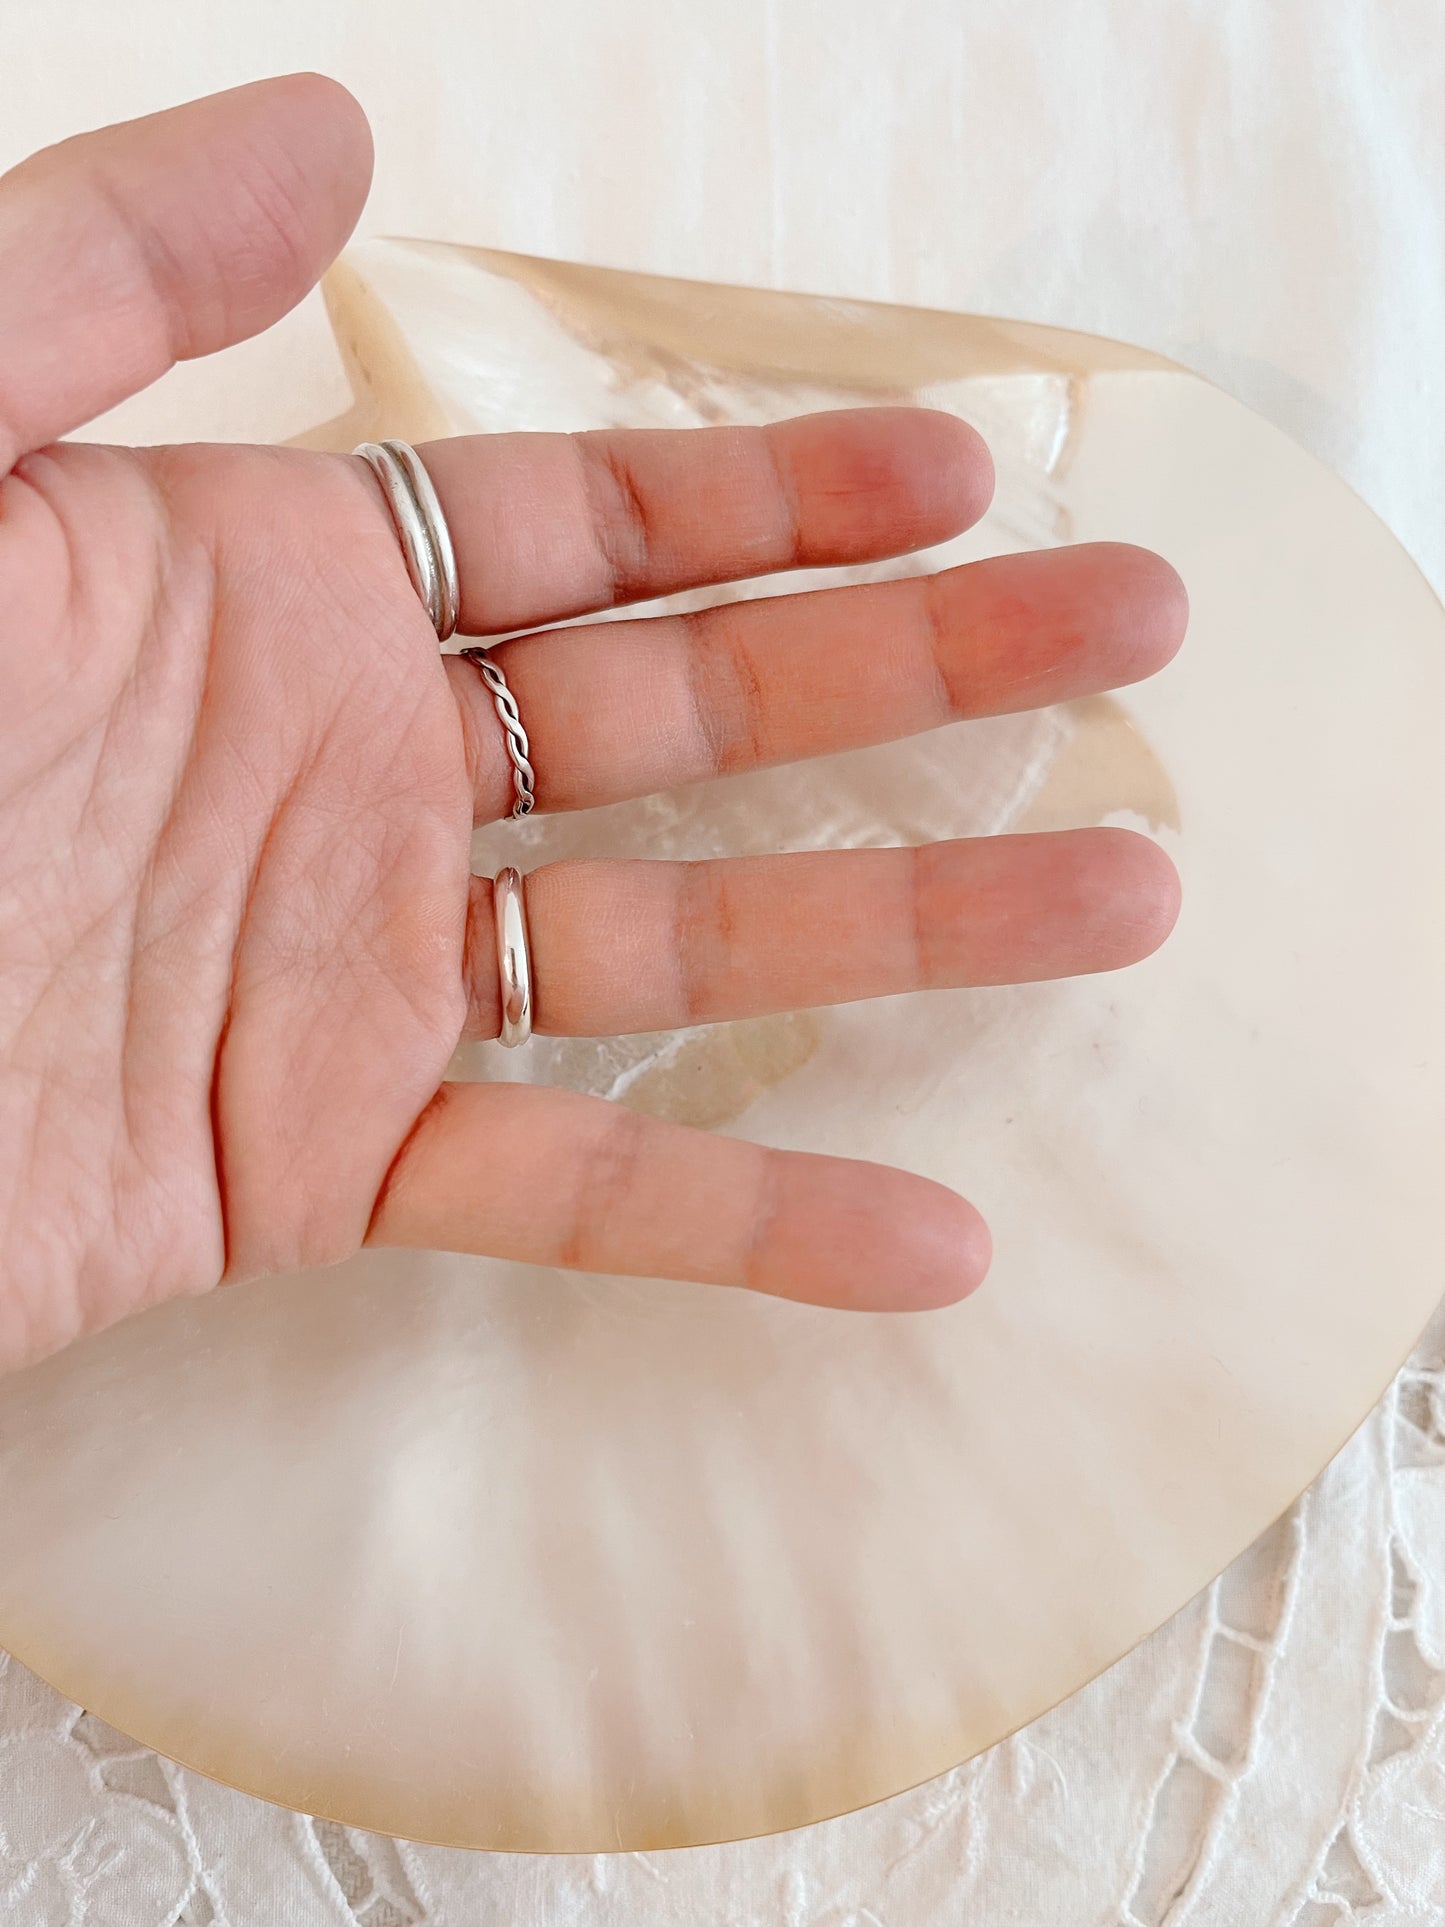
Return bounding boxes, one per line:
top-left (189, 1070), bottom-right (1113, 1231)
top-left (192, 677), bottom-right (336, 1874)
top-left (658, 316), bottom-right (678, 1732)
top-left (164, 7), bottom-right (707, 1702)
top-left (463, 828), bottom-right (1180, 1039)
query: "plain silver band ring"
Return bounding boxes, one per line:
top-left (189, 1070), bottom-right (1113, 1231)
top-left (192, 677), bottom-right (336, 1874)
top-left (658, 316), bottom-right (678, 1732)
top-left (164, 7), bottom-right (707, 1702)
top-left (353, 439), bottom-right (461, 642)
top-left (492, 866), bottom-right (533, 1047)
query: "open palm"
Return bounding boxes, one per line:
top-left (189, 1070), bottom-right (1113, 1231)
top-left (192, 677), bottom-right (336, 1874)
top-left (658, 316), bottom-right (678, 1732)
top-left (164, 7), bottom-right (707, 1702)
top-left (0, 76), bottom-right (1186, 1372)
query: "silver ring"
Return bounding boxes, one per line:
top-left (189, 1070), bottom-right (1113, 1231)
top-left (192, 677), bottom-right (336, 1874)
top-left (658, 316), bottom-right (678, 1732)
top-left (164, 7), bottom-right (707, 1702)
top-left (356, 440), bottom-right (536, 819)
top-left (492, 866), bottom-right (533, 1047)
top-left (459, 648), bottom-right (536, 820)
top-left (353, 439), bottom-right (461, 642)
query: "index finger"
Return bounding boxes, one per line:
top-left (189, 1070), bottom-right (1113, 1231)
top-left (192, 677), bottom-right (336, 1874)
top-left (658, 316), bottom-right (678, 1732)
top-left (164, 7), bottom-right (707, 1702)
top-left (410, 407), bottom-right (995, 634)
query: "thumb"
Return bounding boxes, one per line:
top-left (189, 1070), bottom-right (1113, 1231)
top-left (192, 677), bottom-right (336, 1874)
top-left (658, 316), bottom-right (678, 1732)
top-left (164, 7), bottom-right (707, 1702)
top-left (0, 73), bottom-right (373, 476)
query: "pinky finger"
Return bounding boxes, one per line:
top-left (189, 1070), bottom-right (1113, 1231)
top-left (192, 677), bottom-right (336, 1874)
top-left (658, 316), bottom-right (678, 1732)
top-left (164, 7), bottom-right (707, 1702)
top-left (365, 1081), bottom-right (991, 1312)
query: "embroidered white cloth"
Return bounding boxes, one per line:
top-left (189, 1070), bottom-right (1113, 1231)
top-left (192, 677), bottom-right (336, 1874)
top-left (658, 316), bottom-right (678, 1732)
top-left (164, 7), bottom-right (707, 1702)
top-left (3, 2), bottom-right (1444, 1919)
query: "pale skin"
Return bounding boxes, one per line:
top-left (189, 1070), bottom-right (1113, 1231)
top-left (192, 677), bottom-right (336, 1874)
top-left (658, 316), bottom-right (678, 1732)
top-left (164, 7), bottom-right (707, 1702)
top-left (0, 75), bottom-right (1187, 1375)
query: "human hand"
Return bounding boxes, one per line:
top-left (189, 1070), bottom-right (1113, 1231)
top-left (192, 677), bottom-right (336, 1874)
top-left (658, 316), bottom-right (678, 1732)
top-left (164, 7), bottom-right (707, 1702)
top-left (0, 76), bottom-right (1186, 1372)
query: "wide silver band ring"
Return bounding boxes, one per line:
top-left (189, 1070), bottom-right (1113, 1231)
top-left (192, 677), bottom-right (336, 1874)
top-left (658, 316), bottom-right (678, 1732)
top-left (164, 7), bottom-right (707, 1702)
top-left (492, 866), bottom-right (533, 1047)
top-left (354, 439), bottom-right (536, 821)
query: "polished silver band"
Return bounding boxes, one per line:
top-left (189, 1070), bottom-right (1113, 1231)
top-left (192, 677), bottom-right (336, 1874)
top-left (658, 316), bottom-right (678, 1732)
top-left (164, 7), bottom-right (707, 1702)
top-left (492, 866), bottom-right (533, 1047)
top-left (354, 439), bottom-right (535, 819)
top-left (353, 439), bottom-right (460, 642)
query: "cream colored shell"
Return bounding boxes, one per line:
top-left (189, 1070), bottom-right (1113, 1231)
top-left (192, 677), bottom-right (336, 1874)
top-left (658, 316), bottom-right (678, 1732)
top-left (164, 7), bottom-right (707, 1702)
top-left (1, 249), bottom-right (1442, 1851)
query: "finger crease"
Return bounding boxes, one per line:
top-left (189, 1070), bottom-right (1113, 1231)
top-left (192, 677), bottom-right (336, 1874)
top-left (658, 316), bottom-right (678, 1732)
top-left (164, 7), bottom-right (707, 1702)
top-left (560, 1106), bottom-right (649, 1272)
top-left (918, 572), bottom-right (962, 720)
top-left (85, 172), bottom-right (193, 363)
top-left (677, 616), bottom-right (726, 778)
top-left (673, 860), bottom-right (726, 1026)
top-left (759, 430), bottom-right (806, 569)
top-left (740, 1146), bottom-right (783, 1295)
top-left (691, 613), bottom-right (768, 775)
top-left (574, 437), bottom-right (652, 604)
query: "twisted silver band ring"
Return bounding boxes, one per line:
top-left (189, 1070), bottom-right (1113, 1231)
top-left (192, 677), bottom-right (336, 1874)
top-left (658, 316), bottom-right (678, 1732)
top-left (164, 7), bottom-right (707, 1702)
top-left (458, 647), bottom-right (536, 819)
top-left (354, 438), bottom-right (536, 820)
top-left (491, 866), bottom-right (533, 1047)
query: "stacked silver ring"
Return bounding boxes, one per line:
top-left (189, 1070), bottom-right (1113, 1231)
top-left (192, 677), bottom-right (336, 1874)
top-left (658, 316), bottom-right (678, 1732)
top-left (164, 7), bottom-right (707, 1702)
top-left (354, 438), bottom-right (536, 1044)
top-left (353, 439), bottom-right (461, 641)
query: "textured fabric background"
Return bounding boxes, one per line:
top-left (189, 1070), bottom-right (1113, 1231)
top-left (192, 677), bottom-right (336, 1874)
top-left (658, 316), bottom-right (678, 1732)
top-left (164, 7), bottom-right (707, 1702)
top-left (3, 4), bottom-right (1443, 1920)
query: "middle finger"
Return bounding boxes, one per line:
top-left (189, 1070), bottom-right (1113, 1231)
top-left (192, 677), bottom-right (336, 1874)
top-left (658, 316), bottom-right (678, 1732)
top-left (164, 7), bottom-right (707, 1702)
top-left (449, 541), bottom-right (1187, 819)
